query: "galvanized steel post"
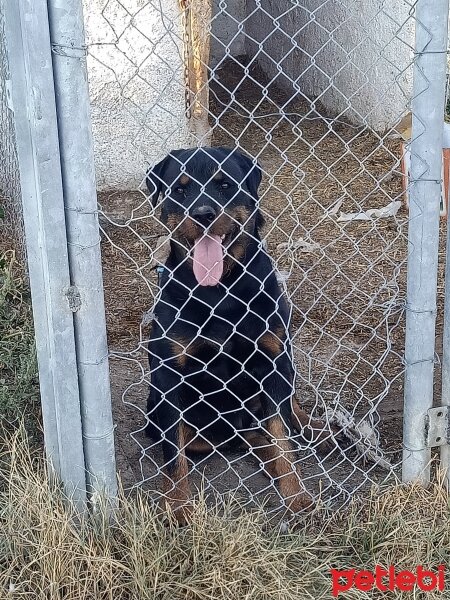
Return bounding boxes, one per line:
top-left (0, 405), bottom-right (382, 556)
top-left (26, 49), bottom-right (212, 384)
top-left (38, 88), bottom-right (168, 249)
top-left (402, 0), bottom-right (450, 483)
top-left (46, 0), bottom-right (117, 504)
top-left (4, 0), bottom-right (86, 508)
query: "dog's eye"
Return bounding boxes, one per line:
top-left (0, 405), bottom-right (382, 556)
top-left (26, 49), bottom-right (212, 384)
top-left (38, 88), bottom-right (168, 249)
top-left (221, 182), bottom-right (230, 189)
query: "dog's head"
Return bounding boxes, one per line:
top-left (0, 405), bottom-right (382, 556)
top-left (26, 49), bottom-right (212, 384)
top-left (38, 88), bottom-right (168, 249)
top-left (146, 147), bottom-right (264, 286)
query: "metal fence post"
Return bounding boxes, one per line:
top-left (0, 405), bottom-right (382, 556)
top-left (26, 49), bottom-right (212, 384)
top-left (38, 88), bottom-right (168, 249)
top-left (46, 0), bottom-right (117, 504)
top-left (3, 0), bottom-right (86, 508)
top-left (402, 0), bottom-right (450, 484)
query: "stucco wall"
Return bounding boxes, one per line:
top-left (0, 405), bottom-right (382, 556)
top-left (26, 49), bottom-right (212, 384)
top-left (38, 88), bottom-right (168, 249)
top-left (83, 0), bottom-right (193, 191)
top-left (245, 0), bottom-right (414, 130)
top-left (82, 0), bottom-right (414, 189)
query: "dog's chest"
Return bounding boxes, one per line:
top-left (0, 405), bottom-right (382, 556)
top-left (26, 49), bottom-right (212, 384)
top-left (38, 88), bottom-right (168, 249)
top-left (158, 281), bottom-right (283, 364)
top-left (195, 323), bottom-right (251, 361)
top-left (195, 299), bottom-right (266, 355)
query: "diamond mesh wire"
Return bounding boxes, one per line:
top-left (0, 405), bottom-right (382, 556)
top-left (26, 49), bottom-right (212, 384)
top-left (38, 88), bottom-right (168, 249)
top-left (87, 0), bottom-right (418, 517)
top-left (0, 0), bottom-right (24, 262)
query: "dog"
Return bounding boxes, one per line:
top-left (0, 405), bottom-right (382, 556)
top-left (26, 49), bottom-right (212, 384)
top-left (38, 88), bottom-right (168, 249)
top-left (145, 147), bottom-right (329, 523)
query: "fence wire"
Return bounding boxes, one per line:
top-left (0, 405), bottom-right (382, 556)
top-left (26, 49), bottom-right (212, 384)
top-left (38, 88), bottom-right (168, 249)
top-left (86, 0), bottom-right (420, 517)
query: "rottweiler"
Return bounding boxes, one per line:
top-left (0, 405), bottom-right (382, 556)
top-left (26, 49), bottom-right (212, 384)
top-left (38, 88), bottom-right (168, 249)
top-left (145, 146), bottom-right (328, 523)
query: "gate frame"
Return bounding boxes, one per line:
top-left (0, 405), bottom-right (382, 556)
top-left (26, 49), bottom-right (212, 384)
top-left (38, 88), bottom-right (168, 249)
top-left (5, 0), bottom-right (450, 503)
top-left (4, 0), bottom-right (117, 508)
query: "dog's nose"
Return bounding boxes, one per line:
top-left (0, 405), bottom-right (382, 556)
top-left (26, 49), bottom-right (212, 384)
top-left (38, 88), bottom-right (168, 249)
top-left (191, 205), bottom-right (217, 227)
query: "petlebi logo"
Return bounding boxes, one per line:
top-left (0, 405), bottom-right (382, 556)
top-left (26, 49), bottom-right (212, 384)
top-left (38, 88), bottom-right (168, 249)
top-left (330, 565), bottom-right (446, 596)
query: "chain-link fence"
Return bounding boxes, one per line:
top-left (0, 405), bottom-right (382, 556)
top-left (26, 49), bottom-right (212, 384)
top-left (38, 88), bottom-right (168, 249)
top-left (0, 0), bottom-right (23, 261)
top-left (3, 0), bottom-right (450, 521)
top-left (87, 0), bottom-right (420, 518)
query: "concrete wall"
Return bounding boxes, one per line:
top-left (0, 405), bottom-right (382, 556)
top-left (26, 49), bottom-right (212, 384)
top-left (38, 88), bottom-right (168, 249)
top-left (81, 0), bottom-right (414, 188)
top-left (83, 0), bottom-right (247, 190)
top-left (83, 0), bottom-right (193, 191)
top-left (1, 1), bottom-right (416, 195)
top-left (245, 0), bottom-right (414, 130)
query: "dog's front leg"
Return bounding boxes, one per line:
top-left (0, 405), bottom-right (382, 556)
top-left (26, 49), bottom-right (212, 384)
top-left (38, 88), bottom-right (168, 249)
top-left (152, 367), bottom-right (192, 524)
top-left (252, 338), bottom-right (313, 513)
top-left (258, 395), bottom-right (313, 513)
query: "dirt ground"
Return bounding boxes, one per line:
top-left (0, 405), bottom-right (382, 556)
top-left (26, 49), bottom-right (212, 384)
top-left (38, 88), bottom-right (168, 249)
top-left (98, 59), bottom-right (447, 513)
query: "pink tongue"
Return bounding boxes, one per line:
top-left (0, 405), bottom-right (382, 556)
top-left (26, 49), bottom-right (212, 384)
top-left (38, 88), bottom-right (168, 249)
top-left (192, 234), bottom-right (223, 286)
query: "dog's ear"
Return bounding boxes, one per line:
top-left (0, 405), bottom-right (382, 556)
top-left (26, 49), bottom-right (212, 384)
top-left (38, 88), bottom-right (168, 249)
top-left (234, 150), bottom-right (262, 199)
top-left (146, 149), bottom-right (187, 206)
top-left (255, 209), bottom-right (265, 234)
top-left (146, 156), bottom-right (169, 206)
top-left (232, 149), bottom-right (264, 235)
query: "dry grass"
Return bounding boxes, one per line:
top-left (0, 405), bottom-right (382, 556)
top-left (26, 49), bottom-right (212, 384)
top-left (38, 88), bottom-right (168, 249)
top-left (1, 425), bottom-right (450, 599)
top-left (0, 249), bottom-right (38, 422)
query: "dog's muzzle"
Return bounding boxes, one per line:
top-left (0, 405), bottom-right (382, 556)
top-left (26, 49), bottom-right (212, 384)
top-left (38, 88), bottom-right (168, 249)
top-left (191, 205), bottom-right (217, 228)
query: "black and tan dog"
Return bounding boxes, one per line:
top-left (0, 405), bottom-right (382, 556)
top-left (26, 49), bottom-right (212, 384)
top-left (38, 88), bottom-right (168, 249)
top-left (145, 147), bottom-right (328, 522)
